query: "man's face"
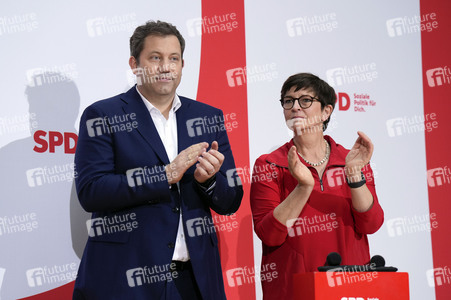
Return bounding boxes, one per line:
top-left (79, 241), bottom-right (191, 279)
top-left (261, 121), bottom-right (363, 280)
top-left (131, 35), bottom-right (183, 99)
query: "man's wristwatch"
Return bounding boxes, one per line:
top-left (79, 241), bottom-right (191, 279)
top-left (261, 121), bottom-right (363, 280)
top-left (346, 171), bottom-right (366, 188)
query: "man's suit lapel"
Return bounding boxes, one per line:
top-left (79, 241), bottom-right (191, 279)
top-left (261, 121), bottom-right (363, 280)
top-left (120, 86), bottom-right (170, 165)
top-left (176, 97), bottom-right (193, 154)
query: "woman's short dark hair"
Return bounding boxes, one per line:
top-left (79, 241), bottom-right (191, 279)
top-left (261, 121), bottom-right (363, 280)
top-left (281, 72), bottom-right (336, 131)
top-left (130, 20), bottom-right (185, 63)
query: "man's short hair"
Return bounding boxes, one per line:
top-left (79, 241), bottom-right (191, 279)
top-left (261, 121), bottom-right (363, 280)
top-left (281, 73), bottom-right (336, 131)
top-left (130, 20), bottom-right (185, 63)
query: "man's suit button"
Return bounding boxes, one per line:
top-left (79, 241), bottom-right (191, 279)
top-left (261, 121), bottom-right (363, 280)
top-left (167, 242), bottom-right (175, 249)
top-left (172, 207), bottom-right (180, 213)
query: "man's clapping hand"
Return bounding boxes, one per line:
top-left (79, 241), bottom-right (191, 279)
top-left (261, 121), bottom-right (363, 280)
top-left (166, 142), bottom-right (208, 184)
top-left (165, 141), bottom-right (225, 185)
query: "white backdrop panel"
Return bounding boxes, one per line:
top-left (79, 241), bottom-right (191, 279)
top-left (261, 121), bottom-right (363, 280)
top-left (244, 0), bottom-right (433, 299)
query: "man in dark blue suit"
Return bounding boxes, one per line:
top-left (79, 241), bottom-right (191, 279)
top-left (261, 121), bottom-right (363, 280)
top-left (73, 20), bottom-right (243, 299)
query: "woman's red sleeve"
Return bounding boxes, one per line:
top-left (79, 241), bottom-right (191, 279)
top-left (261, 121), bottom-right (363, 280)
top-left (250, 156), bottom-right (289, 247)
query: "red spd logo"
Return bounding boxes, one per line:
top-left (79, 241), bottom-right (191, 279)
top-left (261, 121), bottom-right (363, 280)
top-left (336, 92), bottom-right (351, 111)
top-left (33, 130), bottom-right (78, 153)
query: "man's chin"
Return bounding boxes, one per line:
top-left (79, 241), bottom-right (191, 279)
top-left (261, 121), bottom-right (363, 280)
top-left (156, 86), bottom-right (177, 96)
top-left (147, 80), bottom-right (174, 89)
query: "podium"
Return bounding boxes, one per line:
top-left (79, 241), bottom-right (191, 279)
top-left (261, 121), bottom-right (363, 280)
top-left (293, 272), bottom-right (409, 299)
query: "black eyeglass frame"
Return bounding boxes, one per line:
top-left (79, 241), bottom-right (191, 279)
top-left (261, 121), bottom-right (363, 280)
top-left (279, 96), bottom-right (320, 110)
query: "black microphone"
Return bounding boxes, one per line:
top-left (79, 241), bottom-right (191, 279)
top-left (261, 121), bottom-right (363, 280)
top-left (318, 252), bottom-right (345, 271)
top-left (368, 254), bottom-right (398, 272)
top-left (317, 252), bottom-right (398, 272)
top-left (370, 255), bottom-right (385, 268)
top-left (326, 252), bottom-right (341, 267)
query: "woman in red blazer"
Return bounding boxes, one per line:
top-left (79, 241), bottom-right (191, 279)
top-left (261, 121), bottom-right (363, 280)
top-left (250, 73), bottom-right (384, 299)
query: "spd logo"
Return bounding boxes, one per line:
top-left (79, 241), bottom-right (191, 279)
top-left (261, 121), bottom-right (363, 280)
top-left (33, 130), bottom-right (78, 153)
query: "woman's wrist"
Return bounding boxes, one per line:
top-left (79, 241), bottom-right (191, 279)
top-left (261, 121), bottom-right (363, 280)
top-left (344, 165), bottom-right (363, 183)
top-left (295, 182), bottom-right (314, 192)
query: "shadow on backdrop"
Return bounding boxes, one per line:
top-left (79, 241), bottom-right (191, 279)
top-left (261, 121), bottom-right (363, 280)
top-left (0, 72), bottom-right (89, 300)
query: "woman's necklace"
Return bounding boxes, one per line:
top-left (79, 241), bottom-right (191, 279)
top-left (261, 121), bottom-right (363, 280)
top-left (297, 139), bottom-right (330, 167)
